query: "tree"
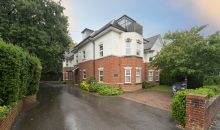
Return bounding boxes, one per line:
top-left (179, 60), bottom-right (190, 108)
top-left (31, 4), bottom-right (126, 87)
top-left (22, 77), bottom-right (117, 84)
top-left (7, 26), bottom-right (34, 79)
top-left (0, 0), bottom-right (72, 74)
top-left (152, 26), bottom-right (220, 87)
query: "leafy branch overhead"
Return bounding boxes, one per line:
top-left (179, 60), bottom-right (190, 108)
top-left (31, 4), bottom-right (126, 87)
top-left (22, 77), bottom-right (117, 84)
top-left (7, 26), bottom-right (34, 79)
top-left (152, 26), bottom-right (220, 78)
top-left (0, 0), bottom-right (73, 73)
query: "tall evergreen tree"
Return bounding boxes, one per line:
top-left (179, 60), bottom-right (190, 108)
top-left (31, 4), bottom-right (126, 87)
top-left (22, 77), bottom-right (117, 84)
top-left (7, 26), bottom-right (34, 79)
top-left (0, 0), bottom-right (72, 73)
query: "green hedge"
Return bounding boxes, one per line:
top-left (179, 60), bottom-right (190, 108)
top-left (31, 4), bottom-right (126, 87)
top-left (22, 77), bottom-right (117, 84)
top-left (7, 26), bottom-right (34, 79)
top-left (0, 40), bottom-right (42, 106)
top-left (204, 76), bottom-right (220, 85)
top-left (171, 86), bottom-right (220, 126)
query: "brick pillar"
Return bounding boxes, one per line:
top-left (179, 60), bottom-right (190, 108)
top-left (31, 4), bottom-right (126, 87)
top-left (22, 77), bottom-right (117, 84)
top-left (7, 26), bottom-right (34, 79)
top-left (185, 94), bottom-right (207, 130)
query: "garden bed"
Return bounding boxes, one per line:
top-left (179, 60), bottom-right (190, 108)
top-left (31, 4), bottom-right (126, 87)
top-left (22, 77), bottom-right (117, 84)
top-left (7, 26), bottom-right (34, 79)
top-left (0, 95), bottom-right (37, 130)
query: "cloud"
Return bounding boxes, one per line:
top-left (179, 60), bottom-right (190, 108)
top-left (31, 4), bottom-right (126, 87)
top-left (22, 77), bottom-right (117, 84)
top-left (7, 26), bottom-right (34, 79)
top-left (169, 0), bottom-right (220, 28)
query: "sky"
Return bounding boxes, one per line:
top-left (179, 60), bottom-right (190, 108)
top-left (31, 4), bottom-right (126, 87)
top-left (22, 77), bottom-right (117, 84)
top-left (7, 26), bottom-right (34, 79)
top-left (56, 0), bottom-right (220, 43)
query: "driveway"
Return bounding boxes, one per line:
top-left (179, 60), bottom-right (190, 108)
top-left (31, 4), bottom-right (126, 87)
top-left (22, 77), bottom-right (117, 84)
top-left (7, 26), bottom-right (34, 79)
top-left (121, 90), bottom-right (172, 111)
top-left (12, 83), bottom-right (178, 130)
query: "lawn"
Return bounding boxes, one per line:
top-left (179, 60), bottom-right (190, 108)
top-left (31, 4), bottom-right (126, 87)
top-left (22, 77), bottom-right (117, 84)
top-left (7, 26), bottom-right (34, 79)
top-left (149, 85), bottom-right (172, 93)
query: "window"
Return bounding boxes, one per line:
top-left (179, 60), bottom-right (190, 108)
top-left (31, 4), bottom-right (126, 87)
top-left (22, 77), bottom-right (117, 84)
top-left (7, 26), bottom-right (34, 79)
top-left (83, 70), bottom-right (86, 79)
top-left (126, 42), bottom-right (131, 55)
top-left (125, 68), bottom-right (132, 83)
top-left (149, 57), bottom-right (153, 61)
top-left (136, 68), bottom-right (141, 83)
top-left (99, 69), bottom-right (104, 82)
top-left (136, 43), bottom-right (141, 56)
top-left (76, 54), bottom-right (78, 63)
top-left (155, 70), bottom-right (159, 81)
top-left (83, 50), bottom-right (86, 60)
top-left (99, 44), bottom-right (103, 57)
top-left (148, 70), bottom-right (154, 81)
top-left (66, 60), bottom-right (68, 67)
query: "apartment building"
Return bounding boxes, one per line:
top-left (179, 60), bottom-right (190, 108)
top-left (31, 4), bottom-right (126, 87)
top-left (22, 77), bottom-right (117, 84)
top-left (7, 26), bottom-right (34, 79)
top-left (63, 15), bottom-right (163, 91)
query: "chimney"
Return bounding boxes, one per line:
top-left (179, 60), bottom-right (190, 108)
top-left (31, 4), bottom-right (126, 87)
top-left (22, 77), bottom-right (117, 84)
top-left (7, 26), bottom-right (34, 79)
top-left (81, 28), bottom-right (94, 40)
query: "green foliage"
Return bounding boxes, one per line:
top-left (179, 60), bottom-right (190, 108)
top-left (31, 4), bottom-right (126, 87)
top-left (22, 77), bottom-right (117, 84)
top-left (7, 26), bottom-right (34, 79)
top-left (152, 26), bottom-right (220, 87)
top-left (171, 86), bottom-right (220, 126)
top-left (0, 106), bottom-right (9, 121)
top-left (26, 56), bottom-right (42, 96)
top-left (142, 81), bottom-right (157, 89)
top-left (159, 70), bottom-right (176, 85)
top-left (80, 81), bottom-right (90, 92)
top-left (204, 76), bottom-right (220, 85)
top-left (79, 78), bottom-right (123, 96)
top-left (0, 40), bottom-right (42, 106)
top-left (0, 0), bottom-right (72, 73)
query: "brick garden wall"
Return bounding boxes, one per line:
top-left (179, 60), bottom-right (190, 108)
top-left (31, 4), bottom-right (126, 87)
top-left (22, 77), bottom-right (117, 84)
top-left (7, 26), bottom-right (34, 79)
top-left (185, 94), bottom-right (220, 130)
top-left (0, 95), bottom-right (37, 130)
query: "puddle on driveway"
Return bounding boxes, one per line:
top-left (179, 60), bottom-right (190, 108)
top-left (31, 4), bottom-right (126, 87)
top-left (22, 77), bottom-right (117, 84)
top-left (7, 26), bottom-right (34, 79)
top-left (12, 83), bottom-right (179, 130)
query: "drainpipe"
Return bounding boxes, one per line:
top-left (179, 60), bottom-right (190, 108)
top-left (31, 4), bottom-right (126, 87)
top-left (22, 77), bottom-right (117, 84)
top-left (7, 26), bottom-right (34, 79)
top-left (89, 38), bottom-right (96, 77)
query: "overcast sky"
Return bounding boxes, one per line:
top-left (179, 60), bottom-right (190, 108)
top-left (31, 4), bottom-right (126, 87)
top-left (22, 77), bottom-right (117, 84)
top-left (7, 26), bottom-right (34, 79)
top-left (56, 0), bottom-right (220, 43)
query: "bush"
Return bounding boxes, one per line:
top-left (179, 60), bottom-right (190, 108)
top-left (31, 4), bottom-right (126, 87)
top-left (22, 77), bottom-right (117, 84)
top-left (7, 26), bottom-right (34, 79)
top-left (0, 40), bottom-right (42, 106)
top-left (80, 81), bottom-right (90, 91)
top-left (171, 86), bottom-right (220, 126)
top-left (204, 76), bottom-right (220, 85)
top-left (0, 106), bottom-right (10, 121)
top-left (26, 56), bottom-right (42, 96)
top-left (79, 78), bottom-right (123, 96)
top-left (142, 81), bottom-right (157, 89)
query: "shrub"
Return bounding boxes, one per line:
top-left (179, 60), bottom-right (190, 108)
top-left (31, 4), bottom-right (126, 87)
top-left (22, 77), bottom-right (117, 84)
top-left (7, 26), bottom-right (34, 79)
top-left (171, 86), bottom-right (220, 126)
top-left (0, 106), bottom-right (10, 121)
top-left (79, 80), bottom-right (123, 96)
top-left (0, 40), bottom-right (42, 106)
top-left (142, 81), bottom-right (157, 89)
top-left (204, 76), bottom-right (220, 85)
top-left (80, 81), bottom-right (90, 91)
top-left (26, 56), bottom-right (42, 96)
top-left (204, 77), bottom-right (215, 85)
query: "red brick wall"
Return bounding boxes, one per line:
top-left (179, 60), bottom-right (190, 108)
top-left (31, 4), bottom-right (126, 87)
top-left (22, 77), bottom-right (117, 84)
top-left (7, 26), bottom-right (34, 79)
top-left (0, 95), bottom-right (37, 130)
top-left (77, 56), bottom-right (144, 91)
top-left (71, 56), bottom-right (160, 91)
top-left (185, 94), bottom-right (220, 130)
top-left (144, 63), bottom-right (160, 82)
top-left (78, 60), bottom-right (94, 81)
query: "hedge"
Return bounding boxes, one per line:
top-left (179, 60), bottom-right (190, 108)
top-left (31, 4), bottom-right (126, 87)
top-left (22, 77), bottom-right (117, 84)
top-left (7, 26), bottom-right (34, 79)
top-left (204, 76), bottom-right (220, 85)
top-left (0, 39), bottom-right (42, 106)
top-left (171, 86), bottom-right (220, 126)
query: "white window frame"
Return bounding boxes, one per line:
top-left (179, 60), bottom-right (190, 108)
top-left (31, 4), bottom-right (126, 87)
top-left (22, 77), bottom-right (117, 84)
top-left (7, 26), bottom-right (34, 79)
top-left (83, 69), bottom-right (86, 79)
top-left (99, 44), bottom-right (103, 57)
top-left (83, 50), bottom-right (86, 60)
top-left (66, 59), bottom-right (68, 67)
top-left (148, 70), bottom-right (154, 81)
top-left (98, 68), bottom-right (104, 82)
top-left (136, 68), bottom-right (141, 83)
top-left (76, 54), bottom-right (78, 64)
top-left (155, 70), bottom-right (159, 81)
top-left (126, 42), bottom-right (131, 55)
top-left (125, 67), bottom-right (132, 83)
top-left (136, 43), bottom-right (141, 56)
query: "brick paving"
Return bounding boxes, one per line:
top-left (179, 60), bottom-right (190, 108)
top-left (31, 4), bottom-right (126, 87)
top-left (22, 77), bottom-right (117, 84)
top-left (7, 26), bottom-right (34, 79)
top-left (121, 90), bottom-right (172, 111)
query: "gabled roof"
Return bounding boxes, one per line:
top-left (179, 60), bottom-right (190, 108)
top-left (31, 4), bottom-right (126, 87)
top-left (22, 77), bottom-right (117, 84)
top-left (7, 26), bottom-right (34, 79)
top-left (74, 19), bottom-right (127, 49)
top-left (144, 34), bottom-right (161, 51)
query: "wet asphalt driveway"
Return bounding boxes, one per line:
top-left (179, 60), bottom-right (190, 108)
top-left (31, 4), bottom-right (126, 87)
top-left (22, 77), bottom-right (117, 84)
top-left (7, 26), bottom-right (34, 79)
top-left (12, 83), bottom-right (178, 130)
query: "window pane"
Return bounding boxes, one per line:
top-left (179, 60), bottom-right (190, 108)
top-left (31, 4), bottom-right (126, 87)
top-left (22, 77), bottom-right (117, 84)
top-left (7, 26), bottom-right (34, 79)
top-left (126, 70), bottom-right (130, 75)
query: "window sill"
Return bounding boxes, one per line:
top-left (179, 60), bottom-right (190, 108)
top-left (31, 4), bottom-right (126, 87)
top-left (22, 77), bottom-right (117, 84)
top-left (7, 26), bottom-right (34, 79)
top-left (124, 83), bottom-right (132, 85)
